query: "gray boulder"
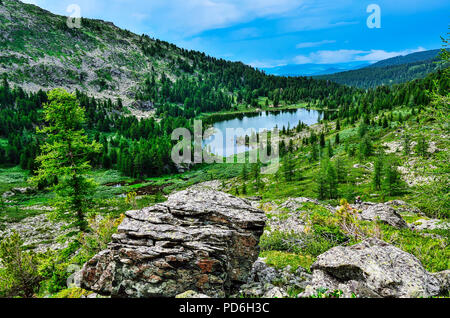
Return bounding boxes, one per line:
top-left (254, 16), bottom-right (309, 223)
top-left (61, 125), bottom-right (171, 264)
top-left (410, 219), bottom-right (449, 231)
top-left (385, 200), bottom-right (422, 215)
top-left (239, 258), bottom-right (312, 298)
top-left (432, 270), bottom-right (450, 295)
top-left (300, 238), bottom-right (442, 298)
top-left (80, 188), bottom-right (266, 298)
top-left (175, 290), bottom-right (211, 298)
top-left (359, 203), bottom-right (408, 228)
top-left (263, 286), bottom-right (288, 298)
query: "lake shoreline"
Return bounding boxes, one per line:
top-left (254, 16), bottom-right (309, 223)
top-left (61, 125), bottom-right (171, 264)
top-left (202, 107), bottom-right (322, 157)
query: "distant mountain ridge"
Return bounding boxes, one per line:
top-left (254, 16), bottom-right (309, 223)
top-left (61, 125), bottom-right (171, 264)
top-left (367, 49), bottom-right (441, 68)
top-left (314, 49), bottom-right (448, 88)
top-left (263, 62), bottom-right (370, 77)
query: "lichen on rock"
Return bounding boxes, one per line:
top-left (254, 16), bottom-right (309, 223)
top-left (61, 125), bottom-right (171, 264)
top-left (80, 187), bottom-right (266, 298)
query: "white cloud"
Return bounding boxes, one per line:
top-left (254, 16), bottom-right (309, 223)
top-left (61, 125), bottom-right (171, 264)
top-left (293, 47), bottom-right (427, 64)
top-left (20, 0), bottom-right (40, 4)
top-left (248, 59), bottom-right (288, 68)
top-left (292, 55), bottom-right (313, 64)
top-left (296, 40), bottom-right (336, 48)
top-left (354, 47), bottom-right (426, 62)
top-left (120, 0), bottom-right (304, 36)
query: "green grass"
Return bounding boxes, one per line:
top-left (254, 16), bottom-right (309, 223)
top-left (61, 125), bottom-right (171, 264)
top-left (259, 250), bottom-right (315, 273)
top-left (379, 223), bottom-right (450, 272)
top-left (0, 166), bottom-right (29, 193)
top-left (0, 207), bottom-right (43, 224)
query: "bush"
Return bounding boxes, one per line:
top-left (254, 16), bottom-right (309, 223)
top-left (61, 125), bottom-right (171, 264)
top-left (38, 241), bottom-right (81, 294)
top-left (307, 288), bottom-right (355, 298)
top-left (53, 287), bottom-right (92, 298)
top-left (75, 214), bottom-right (125, 264)
top-left (0, 231), bottom-right (42, 297)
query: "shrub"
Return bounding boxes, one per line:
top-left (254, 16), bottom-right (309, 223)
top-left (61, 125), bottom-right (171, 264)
top-left (307, 288), bottom-right (355, 298)
top-left (53, 287), bottom-right (92, 298)
top-left (75, 214), bottom-right (125, 264)
top-left (0, 231), bottom-right (42, 297)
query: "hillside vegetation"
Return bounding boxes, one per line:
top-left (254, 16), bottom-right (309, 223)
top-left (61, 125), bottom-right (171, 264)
top-left (0, 0), bottom-right (448, 299)
top-left (316, 50), bottom-right (449, 88)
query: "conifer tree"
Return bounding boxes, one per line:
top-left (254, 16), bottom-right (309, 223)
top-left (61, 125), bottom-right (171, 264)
top-left (415, 134), bottom-right (428, 157)
top-left (403, 133), bottom-right (411, 155)
top-left (373, 155), bottom-right (383, 190)
top-left (383, 158), bottom-right (403, 196)
top-left (334, 132), bottom-right (340, 145)
top-left (30, 89), bottom-right (102, 231)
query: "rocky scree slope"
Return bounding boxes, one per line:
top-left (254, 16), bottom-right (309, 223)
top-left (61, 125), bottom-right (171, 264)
top-left (0, 0), bottom-right (254, 106)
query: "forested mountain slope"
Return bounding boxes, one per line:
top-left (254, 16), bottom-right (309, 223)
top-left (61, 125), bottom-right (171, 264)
top-left (315, 50), bottom-right (448, 89)
top-left (0, 0), bottom-right (353, 116)
top-left (367, 50), bottom-right (441, 68)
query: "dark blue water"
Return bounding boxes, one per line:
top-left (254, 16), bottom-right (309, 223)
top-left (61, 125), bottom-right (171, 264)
top-left (202, 108), bottom-right (321, 156)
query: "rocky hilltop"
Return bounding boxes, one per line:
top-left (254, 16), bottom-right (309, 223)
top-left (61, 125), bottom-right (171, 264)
top-left (80, 188), bottom-right (266, 297)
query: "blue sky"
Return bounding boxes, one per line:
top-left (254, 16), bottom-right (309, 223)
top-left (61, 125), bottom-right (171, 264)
top-left (21, 0), bottom-right (449, 70)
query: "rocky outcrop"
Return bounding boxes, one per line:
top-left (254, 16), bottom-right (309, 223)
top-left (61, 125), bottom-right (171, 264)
top-left (267, 215), bottom-right (307, 234)
top-left (410, 219), bottom-right (450, 231)
top-left (80, 188), bottom-right (266, 298)
top-left (175, 290), bottom-right (210, 298)
top-left (385, 200), bottom-right (422, 215)
top-left (300, 238), bottom-right (442, 298)
top-left (238, 258), bottom-right (312, 298)
top-left (0, 214), bottom-right (69, 252)
top-left (354, 203), bottom-right (408, 228)
top-left (432, 270), bottom-right (450, 295)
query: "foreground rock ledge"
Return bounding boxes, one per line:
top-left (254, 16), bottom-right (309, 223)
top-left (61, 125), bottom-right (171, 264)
top-left (80, 188), bottom-right (266, 298)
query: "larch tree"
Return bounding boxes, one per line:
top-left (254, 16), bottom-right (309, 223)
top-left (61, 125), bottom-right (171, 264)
top-left (30, 89), bottom-right (102, 232)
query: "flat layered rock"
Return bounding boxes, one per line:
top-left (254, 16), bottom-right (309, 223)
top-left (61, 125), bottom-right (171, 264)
top-left (81, 188), bottom-right (266, 298)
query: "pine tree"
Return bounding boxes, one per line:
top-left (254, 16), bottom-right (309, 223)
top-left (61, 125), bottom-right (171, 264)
top-left (327, 140), bottom-right (333, 158)
top-left (415, 134), bottom-right (428, 157)
top-left (336, 158), bottom-right (347, 184)
top-left (241, 164), bottom-right (248, 181)
top-left (319, 132), bottom-right (325, 148)
top-left (242, 183), bottom-right (247, 195)
top-left (358, 122), bottom-right (368, 138)
top-left (334, 133), bottom-right (340, 145)
top-left (402, 133), bottom-right (411, 156)
top-left (310, 143), bottom-right (319, 162)
top-left (251, 163), bottom-right (261, 190)
top-left (326, 162), bottom-right (338, 199)
top-left (373, 155), bottom-right (383, 190)
top-left (317, 165), bottom-right (327, 200)
top-left (359, 136), bottom-right (373, 160)
top-left (383, 159), bottom-right (403, 196)
top-left (0, 232), bottom-right (42, 298)
top-left (30, 89), bottom-right (102, 232)
top-left (283, 154), bottom-right (294, 181)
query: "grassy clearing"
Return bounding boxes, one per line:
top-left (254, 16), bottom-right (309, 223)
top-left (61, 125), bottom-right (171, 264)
top-left (0, 166), bottom-right (29, 192)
